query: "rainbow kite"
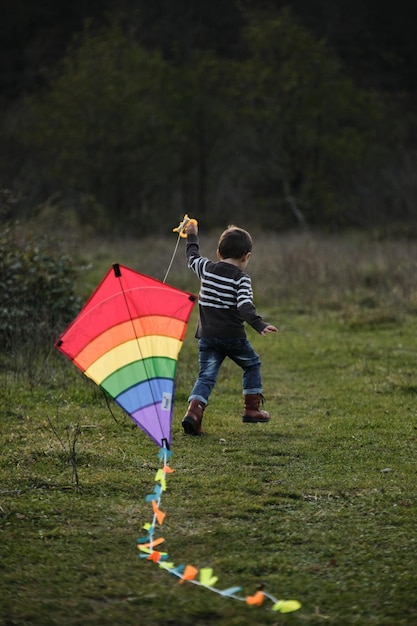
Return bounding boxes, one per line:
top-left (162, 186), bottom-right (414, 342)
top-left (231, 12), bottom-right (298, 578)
top-left (55, 263), bottom-right (196, 447)
top-left (55, 253), bottom-right (301, 614)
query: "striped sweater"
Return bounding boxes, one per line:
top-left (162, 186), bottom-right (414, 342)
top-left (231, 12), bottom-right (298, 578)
top-left (186, 234), bottom-right (268, 338)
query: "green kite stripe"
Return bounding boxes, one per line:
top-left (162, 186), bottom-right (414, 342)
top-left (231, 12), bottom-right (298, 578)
top-left (101, 356), bottom-right (177, 398)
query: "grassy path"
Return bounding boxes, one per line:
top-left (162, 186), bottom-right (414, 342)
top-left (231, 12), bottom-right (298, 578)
top-left (1, 308), bottom-right (416, 625)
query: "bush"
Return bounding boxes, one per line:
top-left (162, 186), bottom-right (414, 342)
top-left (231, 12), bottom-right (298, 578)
top-left (0, 220), bottom-right (82, 375)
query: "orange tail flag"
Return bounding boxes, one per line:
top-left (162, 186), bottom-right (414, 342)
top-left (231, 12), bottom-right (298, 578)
top-left (152, 500), bottom-right (166, 525)
top-left (246, 590), bottom-right (265, 606)
top-left (180, 565), bottom-right (199, 584)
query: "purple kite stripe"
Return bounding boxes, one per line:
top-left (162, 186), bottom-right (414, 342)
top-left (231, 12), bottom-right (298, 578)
top-left (129, 402), bottom-right (173, 446)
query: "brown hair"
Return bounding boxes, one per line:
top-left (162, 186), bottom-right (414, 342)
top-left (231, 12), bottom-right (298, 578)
top-left (217, 225), bottom-right (253, 259)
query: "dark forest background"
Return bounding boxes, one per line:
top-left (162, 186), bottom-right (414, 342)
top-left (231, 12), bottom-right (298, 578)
top-left (1, 0), bottom-right (417, 234)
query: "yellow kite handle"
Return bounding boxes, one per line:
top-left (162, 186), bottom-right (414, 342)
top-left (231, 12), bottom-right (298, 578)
top-left (172, 214), bottom-right (198, 238)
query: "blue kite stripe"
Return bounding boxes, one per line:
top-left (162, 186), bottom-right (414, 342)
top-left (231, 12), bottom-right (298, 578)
top-left (116, 378), bottom-right (175, 414)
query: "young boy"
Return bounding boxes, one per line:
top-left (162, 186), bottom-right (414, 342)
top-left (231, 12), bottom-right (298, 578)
top-left (182, 222), bottom-right (278, 436)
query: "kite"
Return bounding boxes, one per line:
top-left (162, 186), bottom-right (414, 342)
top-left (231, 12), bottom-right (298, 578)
top-left (55, 262), bottom-right (195, 448)
top-left (55, 216), bottom-right (301, 614)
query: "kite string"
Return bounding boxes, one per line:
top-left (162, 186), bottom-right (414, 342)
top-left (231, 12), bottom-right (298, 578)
top-left (163, 229), bottom-right (182, 284)
top-left (164, 215), bottom-right (193, 283)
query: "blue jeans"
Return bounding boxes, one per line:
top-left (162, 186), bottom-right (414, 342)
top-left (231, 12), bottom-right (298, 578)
top-left (189, 337), bottom-right (262, 404)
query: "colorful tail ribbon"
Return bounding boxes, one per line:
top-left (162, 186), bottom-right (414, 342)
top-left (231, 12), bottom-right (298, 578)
top-left (137, 447), bottom-right (301, 614)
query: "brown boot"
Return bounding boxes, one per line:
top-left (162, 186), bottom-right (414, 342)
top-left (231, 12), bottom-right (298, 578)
top-left (182, 399), bottom-right (205, 436)
top-left (242, 394), bottom-right (270, 423)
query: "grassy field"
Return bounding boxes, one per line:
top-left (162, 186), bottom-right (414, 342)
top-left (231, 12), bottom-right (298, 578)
top-left (1, 231), bottom-right (417, 625)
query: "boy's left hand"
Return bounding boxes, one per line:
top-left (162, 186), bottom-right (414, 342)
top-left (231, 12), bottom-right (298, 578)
top-left (261, 325), bottom-right (278, 335)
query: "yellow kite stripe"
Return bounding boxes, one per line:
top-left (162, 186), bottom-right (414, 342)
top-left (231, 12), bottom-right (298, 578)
top-left (82, 336), bottom-right (182, 385)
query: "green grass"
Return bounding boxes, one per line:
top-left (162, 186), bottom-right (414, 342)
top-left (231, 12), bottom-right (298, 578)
top-left (1, 306), bottom-right (416, 625)
top-left (1, 231), bottom-right (417, 625)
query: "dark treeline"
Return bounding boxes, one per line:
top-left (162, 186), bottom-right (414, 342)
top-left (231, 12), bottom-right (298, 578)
top-left (1, 0), bottom-right (416, 234)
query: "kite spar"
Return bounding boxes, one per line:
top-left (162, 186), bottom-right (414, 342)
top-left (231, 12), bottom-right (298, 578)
top-left (55, 215), bottom-right (301, 614)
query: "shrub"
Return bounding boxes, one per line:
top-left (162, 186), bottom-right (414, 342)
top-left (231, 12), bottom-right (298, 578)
top-left (0, 220), bottom-right (82, 376)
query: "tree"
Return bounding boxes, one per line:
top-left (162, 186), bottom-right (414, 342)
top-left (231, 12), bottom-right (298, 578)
top-left (164, 51), bottom-right (243, 225)
top-left (237, 9), bottom-right (387, 228)
top-left (20, 23), bottom-right (244, 231)
top-left (23, 23), bottom-right (173, 231)
top-left (16, 11), bottom-right (391, 232)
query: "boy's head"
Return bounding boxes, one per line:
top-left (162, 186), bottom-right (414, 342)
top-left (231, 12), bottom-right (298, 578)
top-left (217, 225), bottom-right (253, 260)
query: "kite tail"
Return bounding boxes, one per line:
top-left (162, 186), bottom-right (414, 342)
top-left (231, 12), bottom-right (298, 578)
top-left (136, 447), bottom-right (301, 614)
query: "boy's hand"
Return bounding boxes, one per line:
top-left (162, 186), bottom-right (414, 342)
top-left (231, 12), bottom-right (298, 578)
top-left (185, 221), bottom-right (198, 236)
top-left (261, 325), bottom-right (278, 335)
